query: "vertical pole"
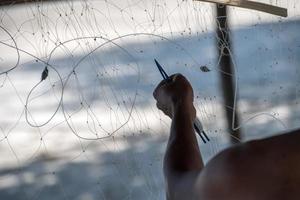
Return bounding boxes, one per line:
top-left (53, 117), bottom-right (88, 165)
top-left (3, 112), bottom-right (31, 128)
top-left (215, 4), bottom-right (241, 144)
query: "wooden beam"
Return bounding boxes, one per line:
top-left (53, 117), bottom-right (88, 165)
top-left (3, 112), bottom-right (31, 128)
top-left (194, 0), bottom-right (288, 17)
top-left (216, 4), bottom-right (242, 144)
top-left (0, 0), bottom-right (58, 6)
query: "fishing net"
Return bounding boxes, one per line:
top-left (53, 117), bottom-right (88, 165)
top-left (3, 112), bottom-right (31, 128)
top-left (0, 0), bottom-right (299, 199)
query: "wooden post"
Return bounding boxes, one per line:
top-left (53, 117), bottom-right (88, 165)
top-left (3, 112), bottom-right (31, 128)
top-left (216, 4), bottom-right (241, 144)
top-left (194, 0), bottom-right (287, 17)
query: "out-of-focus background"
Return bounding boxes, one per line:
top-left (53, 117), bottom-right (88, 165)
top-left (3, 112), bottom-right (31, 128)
top-left (0, 0), bottom-right (299, 199)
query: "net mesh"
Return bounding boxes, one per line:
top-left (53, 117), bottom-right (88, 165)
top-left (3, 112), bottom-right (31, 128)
top-left (0, 0), bottom-right (299, 199)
